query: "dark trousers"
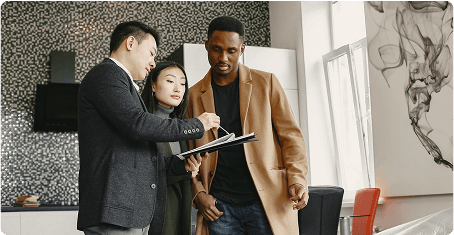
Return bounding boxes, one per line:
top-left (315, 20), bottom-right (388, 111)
top-left (84, 224), bottom-right (150, 235)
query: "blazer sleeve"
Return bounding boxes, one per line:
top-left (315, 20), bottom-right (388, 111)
top-left (79, 64), bottom-right (204, 142)
top-left (186, 93), bottom-right (208, 208)
top-left (269, 73), bottom-right (309, 188)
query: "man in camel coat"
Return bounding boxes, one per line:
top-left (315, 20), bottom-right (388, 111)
top-left (187, 16), bottom-right (309, 235)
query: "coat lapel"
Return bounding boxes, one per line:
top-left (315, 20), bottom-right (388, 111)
top-left (199, 65), bottom-right (252, 138)
top-left (238, 64), bottom-right (252, 132)
top-left (200, 70), bottom-right (218, 139)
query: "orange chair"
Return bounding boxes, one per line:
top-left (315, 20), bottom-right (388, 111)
top-left (351, 188), bottom-right (381, 235)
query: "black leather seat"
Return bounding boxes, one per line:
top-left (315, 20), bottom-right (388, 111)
top-left (298, 186), bottom-right (344, 235)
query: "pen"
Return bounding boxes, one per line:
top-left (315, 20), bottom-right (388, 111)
top-left (219, 125), bottom-right (230, 135)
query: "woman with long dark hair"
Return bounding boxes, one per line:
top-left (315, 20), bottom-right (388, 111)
top-left (142, 61), bottom-right (195, 235)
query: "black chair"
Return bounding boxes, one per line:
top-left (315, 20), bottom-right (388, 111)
top-left (298, 186), bottom-right (344, 235)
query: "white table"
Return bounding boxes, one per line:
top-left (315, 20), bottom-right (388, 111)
top-left (377, 208), bottom-right (453, 235)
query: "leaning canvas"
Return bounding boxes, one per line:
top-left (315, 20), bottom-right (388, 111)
top-left (365, 1), bottom-right (453, 197)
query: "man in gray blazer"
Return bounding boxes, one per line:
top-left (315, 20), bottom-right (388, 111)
top-left (77, 21), bottom-right (219, 235)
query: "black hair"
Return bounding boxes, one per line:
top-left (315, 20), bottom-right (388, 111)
top-left (207, 16), bottom-right (245, 41)
top-left (141, 61), bottom-right (189, 120)
top-left (110, 21), bottom-right (160, 55)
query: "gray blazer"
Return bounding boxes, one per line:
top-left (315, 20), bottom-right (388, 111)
top-left (77, 58), bottom-right (204, 231)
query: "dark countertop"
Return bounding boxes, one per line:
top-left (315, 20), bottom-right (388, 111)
top-left (1, 205), bottom-right (79, 212)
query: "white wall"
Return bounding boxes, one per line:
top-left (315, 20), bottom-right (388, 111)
top-left (269, 1), bottom-right (311, 183)
top-left (269, 1), bottom-right (453, 232)
top-left (270, 0), bottom-right (338, 187)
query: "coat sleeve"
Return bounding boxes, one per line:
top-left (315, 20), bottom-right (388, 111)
top-left (79, 64), bottom-right (204, 142)
top-left (164, 140), bottom-right (192, 179)
top-left (269, 73), bottom-right (309, 188)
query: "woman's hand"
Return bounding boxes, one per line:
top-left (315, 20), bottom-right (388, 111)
top-left (184, 153), bottom-right (203, 177)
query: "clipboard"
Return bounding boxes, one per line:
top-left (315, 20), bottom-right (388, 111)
top-left (176, 132), bottom-right (259, 160)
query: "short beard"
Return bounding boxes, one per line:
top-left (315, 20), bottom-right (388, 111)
top-left (215, 71), bottom-right (229, 77)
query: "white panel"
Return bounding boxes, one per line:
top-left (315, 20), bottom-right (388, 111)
top-left (1, 212), bottom-right (21, 235)
top-left (183, 44), bottom-right (210, 88)
top-left (20, 211), bottom-right (83, 235)
top-left (243, 46), bottom-right (297, 89)
top-left (284, 89), bottom-right (300, 127)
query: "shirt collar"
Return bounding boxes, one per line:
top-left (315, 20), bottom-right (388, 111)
top-left (109, 57), bottom-right (139, 91)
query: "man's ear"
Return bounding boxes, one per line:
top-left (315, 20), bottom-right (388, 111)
top-left (125, 36), bottom-right (135, 51)
top-left (205, 40), bottom-right (209, 51)
top-left (240, 44), bottom-right (245, 56)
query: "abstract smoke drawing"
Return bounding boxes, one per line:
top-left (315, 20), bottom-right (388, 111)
top-left (367, 1), bottom-right (453, 170)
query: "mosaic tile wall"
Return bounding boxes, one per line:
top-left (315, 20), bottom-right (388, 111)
top-left (1, 1), bottom-right (270, 206)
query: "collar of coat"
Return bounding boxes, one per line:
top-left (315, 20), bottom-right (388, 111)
top-left (198, 63), bottom-right (253, 139)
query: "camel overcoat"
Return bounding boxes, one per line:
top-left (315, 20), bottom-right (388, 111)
top-left (187, 63), bottom-right (308, 235)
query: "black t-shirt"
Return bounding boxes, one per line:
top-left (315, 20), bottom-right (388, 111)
top-left (209, 78), bottom-right (260, 204)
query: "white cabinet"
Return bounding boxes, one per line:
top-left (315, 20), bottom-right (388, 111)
top-left (167, 43), bottom-right (300, 126)
top-left (1, 211), bottom-right (83, 235)
top-left (168, 43), bottom-right (209, 88)
top-left (243, 46), bottom-right (299, 126)
top-left (243, 46), bottom-right (298, 89)
top-left (2, 212), bottom-right (21, 235)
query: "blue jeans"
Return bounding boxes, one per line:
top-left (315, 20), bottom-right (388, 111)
top-left (207, 199), bottom-right (273, 235)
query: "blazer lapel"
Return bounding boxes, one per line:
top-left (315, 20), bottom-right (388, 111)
top-left (200, 71), bottom-right (218, 139)
top-left (135, 89), bottom-right (147, 111)
top-left (238, 64), bottom-right (252, 132)
top-left (106, 58), bottom-right (148, 111)
top-left (128, 77), bottom-right (146, 111)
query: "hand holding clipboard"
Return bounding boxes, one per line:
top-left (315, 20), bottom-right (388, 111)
top-left (176, 126), bottom-right (259, 160)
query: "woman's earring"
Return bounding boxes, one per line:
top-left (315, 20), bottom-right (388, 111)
top-left (152, 91), bottom-right (155, 97)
